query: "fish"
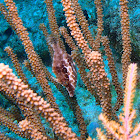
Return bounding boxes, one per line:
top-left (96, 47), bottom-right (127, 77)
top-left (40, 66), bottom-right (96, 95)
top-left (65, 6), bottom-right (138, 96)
top-left (47, 34), bottom-right (77, 97)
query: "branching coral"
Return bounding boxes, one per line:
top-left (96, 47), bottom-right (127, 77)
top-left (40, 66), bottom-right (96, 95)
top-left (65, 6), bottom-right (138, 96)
top-left (97, 64), bottom-right (140, 140)
top-left (0, 0), bottom-right (139, 139)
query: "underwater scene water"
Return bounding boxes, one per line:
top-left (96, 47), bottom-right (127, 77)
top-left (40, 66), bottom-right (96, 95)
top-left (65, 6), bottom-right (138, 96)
top-left (0, 0), bottom-right (139, 139)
